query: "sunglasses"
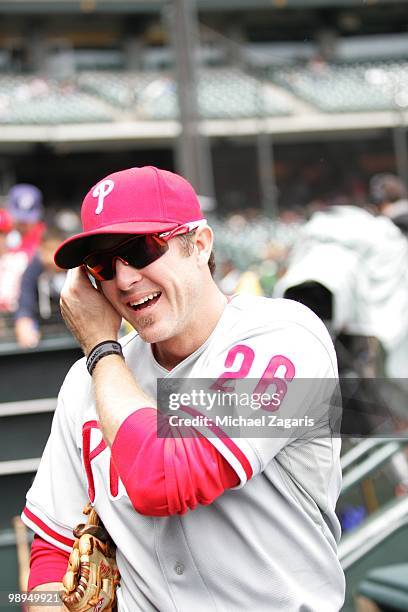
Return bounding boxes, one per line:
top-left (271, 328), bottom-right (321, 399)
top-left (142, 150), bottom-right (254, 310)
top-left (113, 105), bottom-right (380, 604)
top-left (83, 221), bottom-right (206, 281)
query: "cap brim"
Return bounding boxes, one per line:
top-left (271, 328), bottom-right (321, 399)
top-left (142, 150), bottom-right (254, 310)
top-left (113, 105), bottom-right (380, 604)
top-left (54, 221), bottom-right (178, 269)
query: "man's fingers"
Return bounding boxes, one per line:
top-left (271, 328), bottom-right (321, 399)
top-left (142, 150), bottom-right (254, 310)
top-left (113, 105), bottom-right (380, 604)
top-left (61, 268), bottom-right (92, 302)
top-left (61, 268), bottom-right (76, 296)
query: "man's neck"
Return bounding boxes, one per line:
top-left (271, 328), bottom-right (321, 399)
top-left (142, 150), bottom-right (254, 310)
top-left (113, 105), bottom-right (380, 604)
top-left (152, 288), bottom-right (228, 370)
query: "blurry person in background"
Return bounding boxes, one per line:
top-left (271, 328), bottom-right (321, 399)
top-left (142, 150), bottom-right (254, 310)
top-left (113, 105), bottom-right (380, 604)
top-left (0, 209), bottom-right (12, 249)
top-left (7, 183), bottom-right (46, 258)
top-left (0, 208), bottom-right (28, 316)
top-left (0, 209), bottom-right (12, 257)
top-left (369, 173), bottom-right (408, 236)
top-left (274, 188), bottom-right (408, 381)
top-left (217, 258), bottom-right (241, 294)
top-left (14, 227), bottom-right (66, 348)
top-left (274, 189), bottom-right (408, 500)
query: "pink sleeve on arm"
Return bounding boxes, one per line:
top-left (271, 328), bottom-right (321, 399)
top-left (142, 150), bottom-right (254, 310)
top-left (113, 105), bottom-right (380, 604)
top-left (111, 408), bottom-right (239, 516)
top-left (28, 535), bottom-right (70, 591)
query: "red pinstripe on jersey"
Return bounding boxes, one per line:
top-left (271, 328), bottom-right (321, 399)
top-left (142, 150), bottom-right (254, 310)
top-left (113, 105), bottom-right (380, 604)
top-left (22, 506), bottom-right (75, 548)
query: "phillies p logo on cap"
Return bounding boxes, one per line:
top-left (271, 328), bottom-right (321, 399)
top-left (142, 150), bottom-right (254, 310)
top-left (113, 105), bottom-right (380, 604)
top-left (93, 179), bottom-right (115, 215)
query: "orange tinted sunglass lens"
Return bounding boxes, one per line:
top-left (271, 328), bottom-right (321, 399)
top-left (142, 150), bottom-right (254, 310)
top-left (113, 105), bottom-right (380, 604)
top-left (85, 263), bottom-right (107, 281)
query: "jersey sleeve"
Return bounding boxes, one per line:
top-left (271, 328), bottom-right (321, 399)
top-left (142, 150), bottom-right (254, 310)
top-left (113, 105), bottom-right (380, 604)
top-left (21, 364), bottom-right (89, 552)
top-left (175, 314), bottom-right (340, 489)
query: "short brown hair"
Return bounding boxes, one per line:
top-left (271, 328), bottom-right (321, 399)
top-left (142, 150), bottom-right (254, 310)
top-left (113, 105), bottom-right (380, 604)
top-left (177, 231), bottom-right (216, 277)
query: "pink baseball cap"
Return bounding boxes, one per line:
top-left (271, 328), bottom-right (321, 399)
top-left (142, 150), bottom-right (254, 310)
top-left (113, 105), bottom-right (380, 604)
top-left (55, 166), bottom-right (204, 269)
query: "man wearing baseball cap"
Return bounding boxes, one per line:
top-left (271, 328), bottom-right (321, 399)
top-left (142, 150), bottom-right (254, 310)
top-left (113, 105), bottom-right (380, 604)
top-left (23, 167), bottom-right (345, 611)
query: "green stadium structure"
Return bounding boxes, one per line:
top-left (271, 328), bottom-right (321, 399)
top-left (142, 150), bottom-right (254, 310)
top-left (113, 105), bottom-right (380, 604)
top-left (0, 76), bottom-right (113, 125)
top-left (272, 60), bottom-right (408, 114)
top-left (0, 59), bottom-right (406, 135)
top-left (0, 67), bottom-right (291, 126)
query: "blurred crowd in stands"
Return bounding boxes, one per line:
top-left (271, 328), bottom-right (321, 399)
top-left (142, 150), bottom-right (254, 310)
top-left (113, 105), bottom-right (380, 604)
top-left (0, 184), bottom-right (74, 348)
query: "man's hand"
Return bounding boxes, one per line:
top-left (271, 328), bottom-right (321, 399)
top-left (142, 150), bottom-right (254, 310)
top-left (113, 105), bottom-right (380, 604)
top-left (15, 317), bottom-right (41, 348)
top-left (60, 268), bottom-right (121, 355)
top-left (27, 582), bottom-right (66, 611)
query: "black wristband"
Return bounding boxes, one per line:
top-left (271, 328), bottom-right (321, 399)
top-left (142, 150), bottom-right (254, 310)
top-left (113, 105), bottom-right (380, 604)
top-left (86, 340), bottom-right (124, 376)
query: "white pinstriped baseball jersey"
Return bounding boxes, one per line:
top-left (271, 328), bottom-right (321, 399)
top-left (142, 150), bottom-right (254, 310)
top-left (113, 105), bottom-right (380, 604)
top-left (22, 295), bottom-right (345, 611)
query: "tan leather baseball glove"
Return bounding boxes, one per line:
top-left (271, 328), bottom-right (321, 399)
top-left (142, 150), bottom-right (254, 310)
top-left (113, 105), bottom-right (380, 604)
top-left (60, 504), bottom-right (120, 612)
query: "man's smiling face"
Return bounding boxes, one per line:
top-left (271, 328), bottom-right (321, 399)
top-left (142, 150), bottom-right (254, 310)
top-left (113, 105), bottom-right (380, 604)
top-left (98, 232), bottom-right (206, 346)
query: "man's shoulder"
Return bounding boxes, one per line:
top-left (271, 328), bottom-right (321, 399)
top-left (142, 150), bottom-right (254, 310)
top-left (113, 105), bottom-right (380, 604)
top-left (62, 354), bottom-right (89, 391)
top-left (219, 294), bottom-right (337, 372)
top-left (228, 294), bottom-right (327, 334)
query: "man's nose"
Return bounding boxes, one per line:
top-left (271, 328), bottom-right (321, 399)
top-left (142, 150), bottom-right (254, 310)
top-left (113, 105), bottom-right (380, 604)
top-left (114, 258), bottom-right (143, 290)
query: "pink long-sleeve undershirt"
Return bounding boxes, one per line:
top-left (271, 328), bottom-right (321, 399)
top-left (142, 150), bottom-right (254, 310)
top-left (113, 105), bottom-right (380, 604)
top-left (28, 535), bottom-right (70, 591)
top-left (110, 407), bottom-right (239, 516)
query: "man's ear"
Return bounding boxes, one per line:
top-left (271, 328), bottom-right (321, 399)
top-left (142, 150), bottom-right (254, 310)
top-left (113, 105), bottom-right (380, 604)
top-left (194, 225), bottom-right (213, 266)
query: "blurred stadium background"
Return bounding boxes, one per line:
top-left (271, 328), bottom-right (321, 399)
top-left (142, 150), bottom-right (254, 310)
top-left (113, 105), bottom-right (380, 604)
top-left (1, 0), bottom-right (408, 610)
